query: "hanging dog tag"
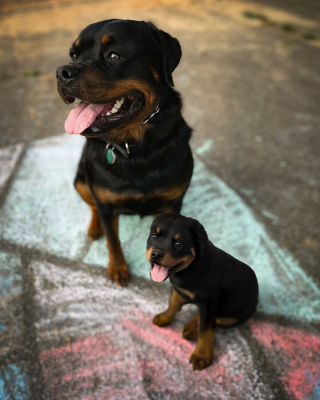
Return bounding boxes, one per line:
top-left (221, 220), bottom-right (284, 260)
top-left (106, 144), bottom-right (116, 164)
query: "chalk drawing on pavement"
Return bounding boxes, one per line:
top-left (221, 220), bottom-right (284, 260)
top-left (32, 260), bottom-right (274, 400)
top-left (0, 252), bottom-right (30, 400)
top-left (251, 320), bottom-right (320, 400)
top-left (0, 134), bottom-right (318, 323)
top-left (0, 144), bottom-right (24, 193)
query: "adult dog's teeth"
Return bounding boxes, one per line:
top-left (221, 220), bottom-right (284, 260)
top-left (106, 112), bottom-right (111, 116)
top-left (114, 100), bottom-right (121, 109)
top-left (111, 107), bottom-right (117, 113)
top-left (73, 98), bottom-right (81, 107)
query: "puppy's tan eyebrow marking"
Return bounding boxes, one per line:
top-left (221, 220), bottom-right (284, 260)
top-left (101, 34), bottom-right (112, 45)
top-left (174, 234), bottom-right (180, 240)
top-left (74, 38), bottom-right (80, 47)
top-left (156, 227), bottom-right (160, 234)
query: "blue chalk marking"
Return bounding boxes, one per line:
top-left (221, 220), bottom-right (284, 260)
top-left (0, 134), bottom-right (319, 322)
top-left (0, 252), bottom-right (22, 297)
top-left (306, 372), bottom-right (320, 400)
top-left (0, 363), bottom-right (30, 400)
top-left (195, 139), bottom-right (214, 155)
top-left (312, 381), bottom-right (320, 400)
top-left (0, 135), bottom-right (88, 260)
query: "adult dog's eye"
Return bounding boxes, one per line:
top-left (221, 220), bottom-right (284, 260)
top-left (70, 50), bottom-right (76, 61)
top-left (151, 233), bottom-right (157, 239)
top-left (108, 52), bottom-right (121, 61)
top-left (174, 241), bottom-right (183, 249)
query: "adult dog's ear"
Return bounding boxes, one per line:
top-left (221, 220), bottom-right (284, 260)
top-left (148, 23), bottom-right (182, 87)
top-left (189, 218), bottom-right (208, 257)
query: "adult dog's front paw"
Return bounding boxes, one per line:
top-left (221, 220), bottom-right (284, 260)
top-left (88, 220), bottom-right (103, 241)
top-left (189, 351), bottom-right (213, 371)
top-left (107, 262), bottom-right (129, 287)
top-left (152, 312), bottom-right (171, 327)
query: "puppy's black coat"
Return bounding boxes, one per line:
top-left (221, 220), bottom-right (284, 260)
top-left (56, 20), bottom-right (193, 286)
top-left (146, 213), bottom-right (259, 370)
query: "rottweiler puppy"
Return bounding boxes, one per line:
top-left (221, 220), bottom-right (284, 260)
top-left (56, 20), bottom-right (193, 286)
top-left (146, 213), bottom-right (259, 370)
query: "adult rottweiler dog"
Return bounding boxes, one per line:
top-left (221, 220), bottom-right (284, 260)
top-left (146, 213), bottom-right (259, 370)
top-left (56, 20), bottom-right (193, 286)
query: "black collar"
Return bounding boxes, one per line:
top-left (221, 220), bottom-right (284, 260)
top-left (141, 103), bottom-right (160, 124)
top-left (104, 102), bottom-right (162, 163)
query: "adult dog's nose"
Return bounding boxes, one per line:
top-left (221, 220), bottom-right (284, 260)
top-left (56, 65), bottom-right (78, 83)
top-left (151, 249), bottom-right (165, 262)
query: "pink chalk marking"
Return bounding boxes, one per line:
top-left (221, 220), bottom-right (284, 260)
top-left (40, 333), bottom-right (117, 361)
top-left (79, 384), bottom-right (146, 400)
top-left (250, 321), bottom-right (320, 400)
top-left (122, 315), bottom-right (246, 386)
top-left (61, 361), bottom-right (128, 382)
top-left (40, 330), bottom-right (151, 400)
top-left (40, 311), bottom-right (259, 399)
top-left (122, 319), bottom-right (194, 361)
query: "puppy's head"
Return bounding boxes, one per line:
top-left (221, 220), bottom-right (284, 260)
top-left (146, 213), bottom-right (208, 282)
top-left (56, 19), bottom-right (181, 140)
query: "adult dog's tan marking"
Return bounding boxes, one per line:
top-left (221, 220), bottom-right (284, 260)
top-left (93, 181), bottom-right (189, 205)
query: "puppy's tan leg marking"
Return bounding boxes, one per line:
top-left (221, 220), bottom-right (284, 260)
top-left (216, 317), bottom-right (238, 326)
top-left (183, 313), bottom-right (199, 341)
top-left (75, 181), bottom-right (103, 240)
top-left (190, 329), bottom-right (214, 371)
top-left (153, 289), bottom-right (188, 327)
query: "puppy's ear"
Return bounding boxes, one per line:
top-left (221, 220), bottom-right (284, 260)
top-left (148, 23), bottom-right (182, 87)
top-left (189, 218), bottom-right (208, 257)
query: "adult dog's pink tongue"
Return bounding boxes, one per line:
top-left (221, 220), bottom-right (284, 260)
top-left (150, 264), bottom-right (169, 282)
top-left (65, 103), bottom-right (110, 135)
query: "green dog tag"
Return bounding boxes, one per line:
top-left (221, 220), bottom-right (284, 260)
top-left (106, 144), bottom-right (116, 164)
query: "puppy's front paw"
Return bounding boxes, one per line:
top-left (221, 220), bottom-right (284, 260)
top-left (107, 262), bottom-right (129, 287)
top-left (189, 351), bottom-right (213, 371)
top-left (153, 313), bottom-right (171, 327)
top-left (183, 321), bottom-right (198, 341)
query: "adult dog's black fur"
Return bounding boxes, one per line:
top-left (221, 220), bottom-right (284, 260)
top-left (56, 20), bottom-right (193, 286)
top-left (146, 213), bottom-right (259, 370)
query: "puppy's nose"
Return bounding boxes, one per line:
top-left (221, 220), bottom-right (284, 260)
top-left (151, 250), bottom-right (165, 262)
top-left (56, 65), bottom-right (78, 83)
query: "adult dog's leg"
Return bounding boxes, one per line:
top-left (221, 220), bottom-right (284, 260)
top-left (97, 206), bottom-right (129, 287)
top-left (74, 178), bottom-right (103, 241)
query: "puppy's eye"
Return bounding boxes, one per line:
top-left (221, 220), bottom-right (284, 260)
top-left (174, 241), bottom-right (183, 249)
top-left (108, 52), bottom-right (121, 61)
top-left (70, 50), bottom-right (76, 61)
top-left (151, 233), bottom-right (157, 239)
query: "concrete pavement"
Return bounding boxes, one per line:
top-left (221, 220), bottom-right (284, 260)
top-left (0, 1), bottom-right (319, 399)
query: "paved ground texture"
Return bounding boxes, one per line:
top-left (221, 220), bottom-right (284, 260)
top-left (0, 1), bottom-right (319, 399)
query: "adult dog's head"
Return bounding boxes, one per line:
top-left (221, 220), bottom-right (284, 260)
top-left (56, 19), bottom-right (181, 141)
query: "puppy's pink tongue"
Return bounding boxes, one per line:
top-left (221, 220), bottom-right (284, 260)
top-left (65, 103), bottom-right (107, 135)
top-left (150, 264), bottom-right (169, 282)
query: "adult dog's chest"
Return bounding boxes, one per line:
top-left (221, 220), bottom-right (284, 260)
top-left (83, 140), bottom-right (192, 214)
